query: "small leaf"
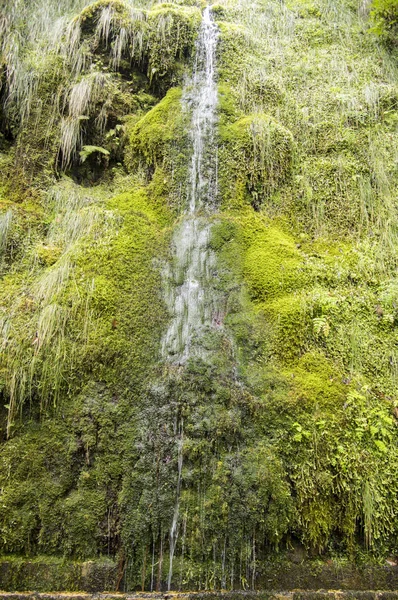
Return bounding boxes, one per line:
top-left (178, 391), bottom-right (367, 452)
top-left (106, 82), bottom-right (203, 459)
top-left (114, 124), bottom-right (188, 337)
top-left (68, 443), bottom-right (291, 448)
top-left (370, 425), bottom-right (378, 437)
top-left (374, 439), bottom-right (388, 453)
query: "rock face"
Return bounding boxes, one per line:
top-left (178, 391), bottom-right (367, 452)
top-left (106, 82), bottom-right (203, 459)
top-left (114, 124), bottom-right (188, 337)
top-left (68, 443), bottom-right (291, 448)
top-left (1, 0), bottom-right (398, 592)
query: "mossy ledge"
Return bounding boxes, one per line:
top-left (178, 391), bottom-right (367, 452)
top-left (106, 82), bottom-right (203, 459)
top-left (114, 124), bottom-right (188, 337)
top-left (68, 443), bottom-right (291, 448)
top-left (1, 558), bottom-right (398, 593)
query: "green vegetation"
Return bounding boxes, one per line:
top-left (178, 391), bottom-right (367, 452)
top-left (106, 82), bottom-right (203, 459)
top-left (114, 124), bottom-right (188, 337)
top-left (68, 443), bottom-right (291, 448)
top-left (211, 0), bottom-right (398, 562)
top-left (370, 0), bottom-right (398, 48)
top-left (1, 0), bottom-right (398, 592)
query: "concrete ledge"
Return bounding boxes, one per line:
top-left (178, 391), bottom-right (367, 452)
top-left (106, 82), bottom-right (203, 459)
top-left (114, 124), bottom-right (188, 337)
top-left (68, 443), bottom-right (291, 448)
top-left (1, 560), bottom-right (398, 593)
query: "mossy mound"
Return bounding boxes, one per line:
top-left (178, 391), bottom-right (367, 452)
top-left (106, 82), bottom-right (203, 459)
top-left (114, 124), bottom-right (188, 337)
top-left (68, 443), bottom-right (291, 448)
top-left (78, 0), bottom-right (201, 90)
top-left (263, 293), bottom-right (310, 362)
top-left (125, 87), bottom-right (188, 169)
top-left (242, 218), bottom-right (307, 300)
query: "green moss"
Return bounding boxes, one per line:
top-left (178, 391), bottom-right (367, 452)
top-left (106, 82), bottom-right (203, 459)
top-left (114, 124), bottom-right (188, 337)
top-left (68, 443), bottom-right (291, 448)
top-left (216, 21), bottom-right (251, 84)
top-left (242, 217), bottom-right (307, 300)
top-left (370, 0), bottom-right (398, 48)
top-left (287, 350), bottom-right (347, 410)
top-left (124, 87), bottom-right (190, 213)
top-left (125, 87), bottom-right (188, 169)
top-left (12, 53), bottom-right (66, 185)
top-left (286, 0), bottom-right (322, 19)
top-left (2, 0), bottom-right (398, 578)
top-left (147, 4), bottom-right (201, 83)
top-left (220, 114), bottom-right (294, 209)
top-left (218, 84), bottom-right (241, 123)
top-left (0, 176), bottom-right (170, 558)
top-left (74, 186), bottom-right (168, 389)
top-left (0, 422), bottom-right (79, 554)
top-left (79, 1), bottom-right (200, 89)
top-left (0, 555), bottom-right (117, 591)
top-left (79, 0), bottom-right (129, 21)
top-left (300, 154), bottom-right (367, 233)
top-left (35, 244), bottom-right (62, 267)
top-left (263, 293), bottom-right (311, 362)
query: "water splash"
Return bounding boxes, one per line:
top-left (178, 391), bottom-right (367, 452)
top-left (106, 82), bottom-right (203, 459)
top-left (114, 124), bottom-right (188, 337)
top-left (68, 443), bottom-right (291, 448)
top-left (162, 7), bottom-right (219, 365)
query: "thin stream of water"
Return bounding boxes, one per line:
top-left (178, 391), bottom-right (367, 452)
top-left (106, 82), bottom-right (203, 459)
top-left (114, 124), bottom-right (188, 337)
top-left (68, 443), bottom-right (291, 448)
top-left (164, 7), bottom-right (219, 589)
top-left (161, 6), bottom-right (219, 365)
top-left (167, 422), bottom-right (183, 590)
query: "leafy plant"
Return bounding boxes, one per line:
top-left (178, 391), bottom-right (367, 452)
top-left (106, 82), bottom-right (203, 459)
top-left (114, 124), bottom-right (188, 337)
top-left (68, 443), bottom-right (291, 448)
top-left (370, 0), bottom-right (398, 47)
top-left (313, 315), bottom-right (330, 337)
top-left (79, 145), bottom-right (110, 163)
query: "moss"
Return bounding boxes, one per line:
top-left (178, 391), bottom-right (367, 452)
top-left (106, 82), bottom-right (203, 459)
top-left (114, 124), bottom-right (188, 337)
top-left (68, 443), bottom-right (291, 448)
top-left (218, 83), bottom-right (241, 123)
top-left (11, 53), bottom-right (66, 185)
top-left (124, 87), bottom-right (190, 212)
top-left (263, 293), bottom-right (311, 362)
top-left (0, 555), bottom-right (117, 592)
top-left (220, 114), bottom-right (294, 209)
top-left (287, 0), bottom-right (322, 19)
top-left (79, 1), bottom-right (200, 90)
top-left (0, 177), bottom-right (170, 558)
top-left (242, 216), bottom-right (308, 301)
top-left (286, 350), bottom-right (347, 410)
top-left (300, 154), bottom-right (368, 233)
top-left (35, 244), bottom-right (63, 267)
top-left (370, 0), bottom-right (398, 49)
top-left (216, 21), bottom-right (252, 84)
top-left (124, 87), bottom-right (188, 169)
top-left (0, 422), bottom-right (79, 554)
top-left (2, 0), bottom-right (398, 578)
top-left (147, 4), bottom-right (201, 84)
top-left (79, 0), bottom-right (130, 22)
top-left (74, 186), bottom-right (169, 390)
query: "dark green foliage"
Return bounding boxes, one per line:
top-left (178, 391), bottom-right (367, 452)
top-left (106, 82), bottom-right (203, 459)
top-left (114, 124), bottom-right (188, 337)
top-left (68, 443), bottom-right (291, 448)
top-left (370, 0), bottom-right (398, 48)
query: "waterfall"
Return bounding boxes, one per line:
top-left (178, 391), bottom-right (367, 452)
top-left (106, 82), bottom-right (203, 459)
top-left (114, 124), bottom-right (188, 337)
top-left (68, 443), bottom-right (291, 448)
top-left (164, 7), bottom-right (219, 590)
top-left (161, 6), bottom-right (219, 365)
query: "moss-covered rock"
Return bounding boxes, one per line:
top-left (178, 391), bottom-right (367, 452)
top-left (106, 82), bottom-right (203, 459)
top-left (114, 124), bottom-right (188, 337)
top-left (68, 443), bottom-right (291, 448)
top-left (124, 87), bottom-right (188, 170)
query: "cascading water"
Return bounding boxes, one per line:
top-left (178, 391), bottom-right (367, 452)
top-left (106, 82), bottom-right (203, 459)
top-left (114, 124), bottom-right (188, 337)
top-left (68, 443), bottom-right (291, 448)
top-left (161, 6), bottom-right (220, 365)
top-left (163, 7), bottom-right (219, 590)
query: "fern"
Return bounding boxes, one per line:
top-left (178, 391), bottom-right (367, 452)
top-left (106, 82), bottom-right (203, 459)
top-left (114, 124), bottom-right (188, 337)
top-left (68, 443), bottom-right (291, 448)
top-left (79, 145), bottom-right (110, 163)
top-left (313, 316), bottom-right (330, 337)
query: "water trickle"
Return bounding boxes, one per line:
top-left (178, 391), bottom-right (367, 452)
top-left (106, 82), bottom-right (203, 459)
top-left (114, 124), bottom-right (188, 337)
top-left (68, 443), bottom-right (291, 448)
top-left (163, 8), bottom-right (219, 589)
top-left (162, 6), bottom-right (220, 365)
top-left (167, 421), bottom-right (183, 591)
